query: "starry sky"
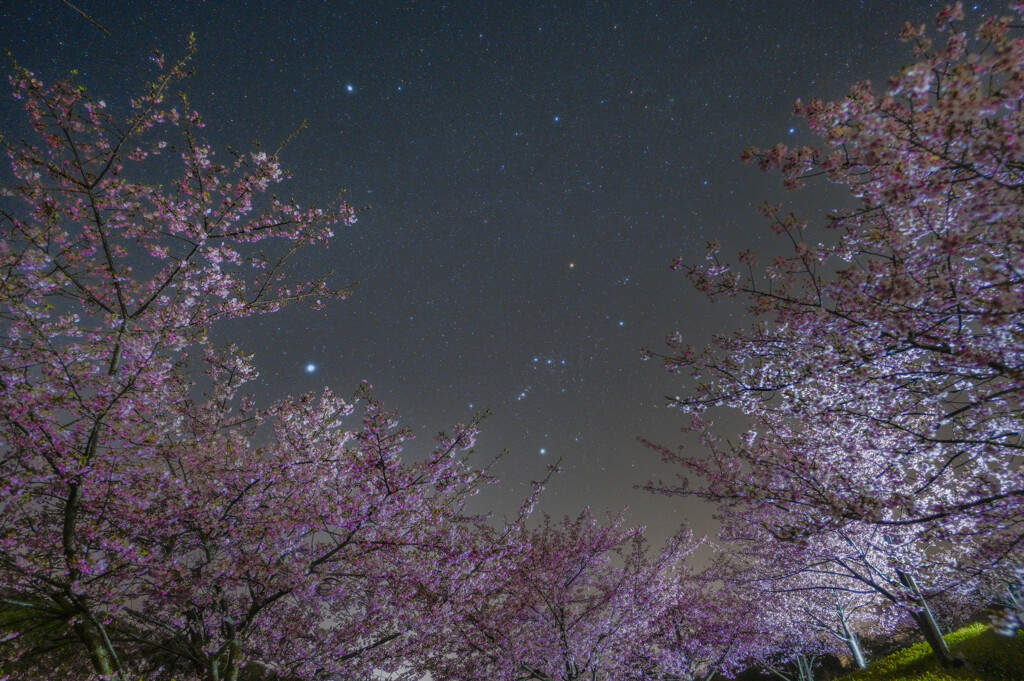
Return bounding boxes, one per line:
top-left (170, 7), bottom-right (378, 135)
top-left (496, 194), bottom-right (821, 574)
top-left (1, 0), bottom-right (965, 541)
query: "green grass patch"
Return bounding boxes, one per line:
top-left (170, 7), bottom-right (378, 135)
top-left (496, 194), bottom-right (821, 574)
top-left (843, 622), bottom-right (1024, 681)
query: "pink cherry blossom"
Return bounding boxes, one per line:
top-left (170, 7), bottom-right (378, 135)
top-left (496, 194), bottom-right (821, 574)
top-left (0, 45), bottom-right (520, 681)
top-left (646, 0), bottom-right (1024, 656)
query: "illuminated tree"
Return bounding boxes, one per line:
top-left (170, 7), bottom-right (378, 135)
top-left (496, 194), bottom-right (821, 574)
top-left (646, 0), bottom-right (1024, 615)
top-left (425, 509), bottom-right (700, 681)
top-left (0, 46), bottom-right (510, 681)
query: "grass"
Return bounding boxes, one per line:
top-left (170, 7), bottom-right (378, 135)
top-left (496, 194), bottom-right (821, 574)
top-left (842, 622), bottom-right (1024, 681)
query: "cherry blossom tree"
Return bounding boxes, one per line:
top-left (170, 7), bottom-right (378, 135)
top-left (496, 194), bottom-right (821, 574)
top-left (0, 46), bottom-right (516, 681)
top-left (644, 550), bottom-right (845, 681)
top-left (6, 385), bottom-right (509, 681)
top-left (703, 547), bottom-right (879, 672)
top-left (644, 0), bottom-right (1024, 646)
top-left (990, 567), bottom-right (1024, 635)
top-left (424, 509), bottom-right (700, 681)
top-left (790, 588), bottom-right (873, 671)
top-left (713, 524), bottom-right (925, 672)
top-left (652, 435), bottom-right (979, 664)
top-left (643, 555), bottom-right (776, 681)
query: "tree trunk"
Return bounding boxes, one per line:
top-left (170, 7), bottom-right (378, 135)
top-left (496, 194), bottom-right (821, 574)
top-left (226, 637), bottom-right (241, 681)
top-left (767, 654), bottom-right (816, 681)
top-left (796, 654), bottom-right (815, 681)
top-left (895, 570), bottom-right (959, 666)
top-left (71, 618), bottom-right (117, 678)
top-left (840, 618), bottom-right (867, 669)
top-left (847, 634), bottom-right (867, 670)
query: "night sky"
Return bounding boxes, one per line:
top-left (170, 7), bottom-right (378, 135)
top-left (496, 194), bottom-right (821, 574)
top-left (1, 0), bottom-right (961, 541)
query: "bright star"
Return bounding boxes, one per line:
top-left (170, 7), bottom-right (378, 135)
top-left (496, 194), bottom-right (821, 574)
top-left (540, 448), bottom-right (547, 455)
top-left (305, 363), bottom-right (317, 373)
top-left (346, 84), bottom-right (354, 93)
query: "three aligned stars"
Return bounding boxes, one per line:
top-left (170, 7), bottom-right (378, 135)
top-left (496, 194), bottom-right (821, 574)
top-left (297, 258), bottom-right (618, 457)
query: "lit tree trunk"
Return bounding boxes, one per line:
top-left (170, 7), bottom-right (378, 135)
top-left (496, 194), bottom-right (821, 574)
top-left (767, 654), bottom-right (817, 681)
top-left (838, 617), bottom-right (866, 670)
top-left (895, 570), bottom-right (957, 666)
top-left (797, 654), bottom-right (815, 681)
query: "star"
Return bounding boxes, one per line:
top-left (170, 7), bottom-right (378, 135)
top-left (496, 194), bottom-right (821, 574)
top-left (346, 84), bottom-right (354, 93)
top-left (305, 363), bottom-right (317, 373)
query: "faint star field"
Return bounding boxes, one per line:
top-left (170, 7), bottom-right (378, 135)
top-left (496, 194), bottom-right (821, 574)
top-left (0, 0), bottom-right (948, 540)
